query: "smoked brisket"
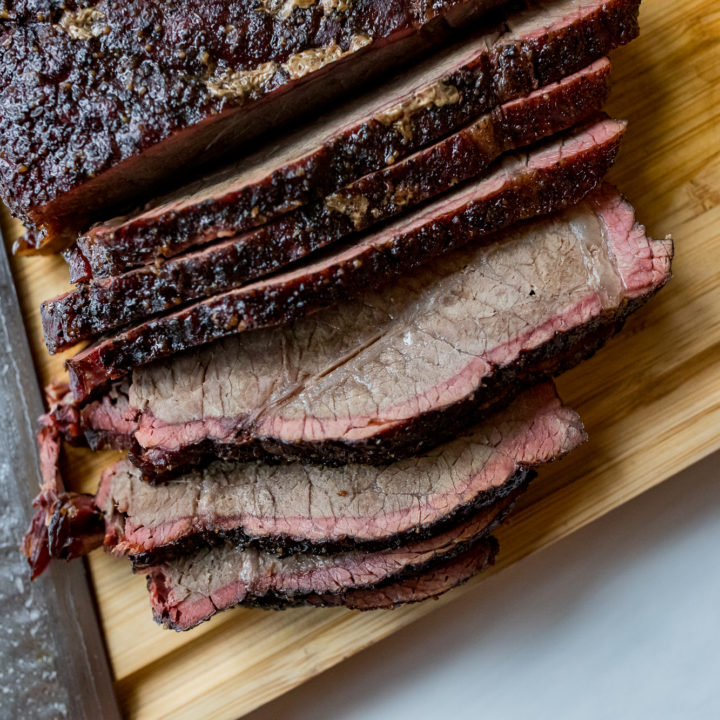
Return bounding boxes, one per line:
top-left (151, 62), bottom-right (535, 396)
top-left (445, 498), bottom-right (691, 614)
top-left (21, 397), bottom-right (104, 579)
top-left (239, 540), bottom-right (499, 612)
top-left (65, 117), bottom-right (625, 400)
top-left (65, 185), bottom-right (672, 476)
top-left (301, 539), bottom-right (498, 611)
top-left (0, 0), bottom-right (508, 245)
top-left (62, 0), bottom-right (640, 269)
top-left (97, 384), bottom-right (583, 567)
top-left (42, 59), bottom-right (611, 352)
top-left (147, 509), bottom-right (503, 630)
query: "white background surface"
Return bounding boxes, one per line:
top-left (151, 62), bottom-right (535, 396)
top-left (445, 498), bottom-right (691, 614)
top-left (248, 452), bottom-right (720, 720)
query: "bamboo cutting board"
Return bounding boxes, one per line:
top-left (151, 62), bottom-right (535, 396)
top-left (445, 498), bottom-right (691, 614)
top-left (2, 1), bottom-right (719, 717)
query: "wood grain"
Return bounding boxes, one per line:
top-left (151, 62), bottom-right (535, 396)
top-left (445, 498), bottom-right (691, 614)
top-left (2, 1), bottom-right (718, 717)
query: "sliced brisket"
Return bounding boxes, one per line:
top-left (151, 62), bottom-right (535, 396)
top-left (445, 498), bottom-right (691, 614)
top-left (43, 59), bottom-right (611, 352)
top-left (244, 539), bottom-right (499, 612)
top-left (0, 0), bottom-right (507, 245)
top-left (146, 507), bottom-right (503, 630)
top-left (97, 383), bottom-right (583, 567)
top-left (301, 539), bottom-right (498, 611)
top-left (21, 390), bottom-right (104, 579)
top-left (70, 185), bottom-right (672, 476)
top-left (66, 117), bottom-right (625, 400)
top-left (64, 0), bottom-right (640, 271)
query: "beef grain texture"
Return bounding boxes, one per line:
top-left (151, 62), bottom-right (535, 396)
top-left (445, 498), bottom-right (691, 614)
top-left (65, 0), bottom-right (640, 274)
top-left (96, 383), bottom-right (583, 567)
top-left (42, 59), bottom-right (611, 352)
top-left (1, 0), bottom-right (505, 245)
top-left (251, 538), bottom-right (499, 612)
top-left (65, 117), bottom-right (625, 401)
top-left (67, 184), bottom-right (673, 477)
top-left (147, 514), bottom-right (502, 630)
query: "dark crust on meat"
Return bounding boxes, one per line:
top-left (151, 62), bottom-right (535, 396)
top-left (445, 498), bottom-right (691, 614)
top-left (129, 470), bottom-right (531, 570)
top-left (1, 0), bottom-right (506, 242)
top-left (149, 532), bottom-right (499, 629)
top-left (64, 0), bottom-right (640, 272)
top-left (65, 122), bottom-right (622, 401)
top-left (42, 60), bottom-right (611, 352)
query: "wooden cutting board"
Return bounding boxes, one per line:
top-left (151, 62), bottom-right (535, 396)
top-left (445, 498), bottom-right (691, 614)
top-left (2, 1), bottom-right (719, 717)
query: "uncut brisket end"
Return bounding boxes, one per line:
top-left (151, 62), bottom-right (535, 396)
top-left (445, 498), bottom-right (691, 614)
top-left (71, 184), bottom-right (672, 477)
top-left (1, 0), bottom-right (506, 245)
top-left (96, 383), bottom-right (584, 567)
top-left (146, 506), bottom-right (505, 630)
top-left (43, 59), bottom-right (611, 353)
top-left (246, 538), bottom-right (498, 612)
top-left (67, 0), bottom-right (640, 275)
top-left (66, 117), bottom-right (625, 400)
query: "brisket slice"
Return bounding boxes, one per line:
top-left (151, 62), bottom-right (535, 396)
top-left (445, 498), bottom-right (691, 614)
top-left (146, 508), bottom-right (504, 631)
top-left (65, 0), bottom-right (640, 274)
top-left (1, 0), bottom-right (506, 246)
top-left (24, 381), bottom-right (578, 580)
top-left (96, 383), bottom-right (583, 567)
top-left (71, 184), bottom-right (672, 478)
top-left (21, 385), bottom-right (104, 579)
top-left (43, 60), bottom-right (611, 353)
top-left (242, 540), bottom-right (498, 611)
top-left (66, 117), bottom-right (624, 401)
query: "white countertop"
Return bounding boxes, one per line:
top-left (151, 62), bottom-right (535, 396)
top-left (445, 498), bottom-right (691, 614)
top-left (249, 452), bottom-right (720, 720)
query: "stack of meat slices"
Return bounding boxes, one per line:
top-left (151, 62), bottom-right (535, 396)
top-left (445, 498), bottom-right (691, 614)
top-left (7, 0), bottom-right (674, 630)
